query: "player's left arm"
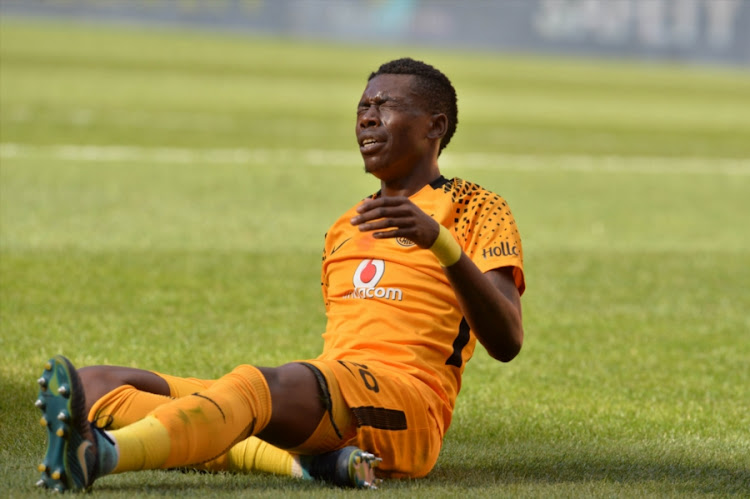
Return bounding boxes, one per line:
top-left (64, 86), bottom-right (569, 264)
top-left (352, 196), bottom-right (523, 362)
top-left (442, 258), bottom-right (522, 362)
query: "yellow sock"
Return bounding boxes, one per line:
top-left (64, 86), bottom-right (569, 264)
top-left (108, 365), bottom-right (271, 472)
top-left (93, 373), bottom-right (286, 475)
top-left (151, 364), bottom-right (272, 469)
top-left (87, 372), bottom-right (217, 430)
top-left (88, 385), bottom-right (172, 429)
top-left (153, 371), bottom-right (215, 397)
top-left (198, 437), bottom-right (294, 475)
top-left (228, 437), bottom-right (294, 475)
top-left (111, 416), bottom-right (171, 472)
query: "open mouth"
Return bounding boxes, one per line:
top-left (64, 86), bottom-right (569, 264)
top-left (360, 137), bottom-right (384, 154)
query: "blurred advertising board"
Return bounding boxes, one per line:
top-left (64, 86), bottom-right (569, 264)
top-left (2, 0), bottom-right (748, 66)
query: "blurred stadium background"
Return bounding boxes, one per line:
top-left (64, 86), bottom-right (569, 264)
top-left (2, 0), bottom-right (749, 66)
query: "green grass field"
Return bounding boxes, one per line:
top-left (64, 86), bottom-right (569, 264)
top-left (1, 19), bottom-right (749, 497)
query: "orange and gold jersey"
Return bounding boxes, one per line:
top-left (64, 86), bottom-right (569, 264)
top-left (318, 176), bottom-right (525, 434)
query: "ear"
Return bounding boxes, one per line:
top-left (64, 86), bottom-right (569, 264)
top-left (427, 113), bottom-right (448, 140)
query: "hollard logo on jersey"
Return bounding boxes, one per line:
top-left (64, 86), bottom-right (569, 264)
top-left (482, 242), bottom-right (519, 259)
top-left (344, 259), bottom-right (403, 301)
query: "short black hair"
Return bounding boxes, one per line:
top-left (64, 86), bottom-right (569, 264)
top-left (369, 57), bottom-right (458, 155)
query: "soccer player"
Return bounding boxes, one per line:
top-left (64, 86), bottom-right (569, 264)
top-left (34, 57), bottom-right (525, 492)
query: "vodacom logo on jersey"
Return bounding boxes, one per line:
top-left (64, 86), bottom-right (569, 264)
top-left (344, 259), bottom-right (403, 301)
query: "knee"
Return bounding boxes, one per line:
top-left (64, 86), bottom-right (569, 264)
top-left (78, 366), bottom-right (170, 404)
top-left (258, 364), bottom-right (326, 418)
top-left (259, 363), bottom-right (320, 404)
top-left (256, 363), bottom-right (327, 448)
top-left (78, 366), bottom-right (130, 403)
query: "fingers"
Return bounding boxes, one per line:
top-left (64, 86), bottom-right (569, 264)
top-left (356, 196), bottom-right (409, 212)
top-left (352, 214), bottom-right (413, 238)
top-left (353, 196), bottom-right (411, 218)
top-left (350, 199), bottom-right (413, 227)
top-left (350, 197), bottom-right (439, 248)
top-left (356, 217), bottom-right (412, 240)
top-left (352, 212), bottom-right (413, 231)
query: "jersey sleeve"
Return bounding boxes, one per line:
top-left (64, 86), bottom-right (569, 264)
top-left (455, 189), bottom-right (525, 295)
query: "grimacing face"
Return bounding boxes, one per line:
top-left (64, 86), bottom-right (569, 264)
top-left (355, 74), bottom-right (435, 182)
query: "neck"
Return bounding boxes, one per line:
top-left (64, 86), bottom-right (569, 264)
top-left (379, 163), bottom-right (441, 198)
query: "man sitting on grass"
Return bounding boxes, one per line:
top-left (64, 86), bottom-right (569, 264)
top-left (34, 57), bottom-right (525, 492)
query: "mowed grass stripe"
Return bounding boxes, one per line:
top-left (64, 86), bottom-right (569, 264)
top-left (3, 22), bottom-right (750, 158)
top-left (2, 143), bottom-right (749, 176)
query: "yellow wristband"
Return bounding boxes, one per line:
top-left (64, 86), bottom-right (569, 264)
top-left (430, 225), bottom-right (462, 267)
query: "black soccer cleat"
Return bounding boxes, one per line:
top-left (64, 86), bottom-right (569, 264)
top-left (301, 445), bottom-right (383, 489)
top-left (35, 355), bottom-right (115, 492)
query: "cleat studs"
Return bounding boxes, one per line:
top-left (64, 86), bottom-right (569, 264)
top-left (35, 399), bottom-right (46, 410)
top-left (44, 361), bottom-right (52, 370)
top-left (354, 454), bottom-right (362, 464)
top-left (40, 416), bottom-right (48, 427)
top-left (55, 427), bottom-right (67, 438)
top-left (57, 385), bottom-right (69, 397)
top-left (54, 484), bottom-right (64, 493)
top-left (57, 410), bottom-right (69, 422)
top-left (37, 377), bottom-right (48, 390)
top-left (51, 469), bottom-right (62, 480)
top-left (36, 479), bottom-right (46, 487)
top-left (37, 463), bottom-right (47, 473)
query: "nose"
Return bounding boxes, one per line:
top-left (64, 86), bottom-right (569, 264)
top-left (358, 107), bottom-right (380, 128)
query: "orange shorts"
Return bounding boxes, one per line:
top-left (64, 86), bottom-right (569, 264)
top-left (300, 359), bottom-right (444, 479)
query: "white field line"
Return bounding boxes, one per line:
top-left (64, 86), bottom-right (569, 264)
top-left (1, 143), bottom-right (749, 176)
